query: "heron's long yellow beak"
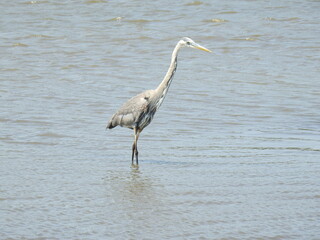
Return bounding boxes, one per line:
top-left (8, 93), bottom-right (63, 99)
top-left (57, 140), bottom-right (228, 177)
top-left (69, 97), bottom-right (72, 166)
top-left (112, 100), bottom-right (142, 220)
top-left (195, 45), bottom-right (211, 52)
top-left (193, 43), bottom-right (211, 52)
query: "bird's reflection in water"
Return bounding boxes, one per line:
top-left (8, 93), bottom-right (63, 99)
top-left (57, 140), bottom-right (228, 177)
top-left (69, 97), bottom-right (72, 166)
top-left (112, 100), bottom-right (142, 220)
top-left (126, 165), bottom-right (147, 197)
top-left (103, 165), bottom-right (168, 236)
top-left (104, 165), bottom-right (163, 212)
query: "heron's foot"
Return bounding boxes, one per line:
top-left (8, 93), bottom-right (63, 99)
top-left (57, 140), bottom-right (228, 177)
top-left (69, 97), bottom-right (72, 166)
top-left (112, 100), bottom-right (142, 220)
top-left (131, 163), bottom-right (138, 168)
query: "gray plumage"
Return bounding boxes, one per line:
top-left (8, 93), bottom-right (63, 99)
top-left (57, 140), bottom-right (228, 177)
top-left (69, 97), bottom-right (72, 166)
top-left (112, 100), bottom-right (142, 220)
top-left (107, 90), bottom-right (157, 130)
top-left (106, 37), bottom-right (211, 165)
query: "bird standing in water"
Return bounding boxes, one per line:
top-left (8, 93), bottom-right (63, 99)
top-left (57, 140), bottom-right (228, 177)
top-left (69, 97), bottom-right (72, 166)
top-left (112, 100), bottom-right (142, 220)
top-left (106, 37), bottom-right (211, 165)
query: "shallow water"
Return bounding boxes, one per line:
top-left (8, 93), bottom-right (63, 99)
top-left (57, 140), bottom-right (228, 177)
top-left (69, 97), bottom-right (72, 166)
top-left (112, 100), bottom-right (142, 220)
top-left (1, 0), bottom-right (320, 239)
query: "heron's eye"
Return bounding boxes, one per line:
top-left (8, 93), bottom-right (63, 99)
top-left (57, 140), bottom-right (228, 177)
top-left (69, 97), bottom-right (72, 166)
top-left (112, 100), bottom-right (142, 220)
top-left (187, 42), bottom-right (191, 45)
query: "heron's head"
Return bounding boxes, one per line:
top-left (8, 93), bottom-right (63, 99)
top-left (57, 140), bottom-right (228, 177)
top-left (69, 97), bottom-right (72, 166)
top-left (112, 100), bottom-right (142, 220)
top-left (180, 37), bottom-right (211, 52)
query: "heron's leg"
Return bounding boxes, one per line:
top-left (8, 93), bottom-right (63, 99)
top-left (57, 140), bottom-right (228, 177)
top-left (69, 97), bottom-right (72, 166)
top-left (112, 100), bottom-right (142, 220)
top-left (131, 141), bottom-right (135, 165)
top-left (133, 128), bottom-right (141, 165)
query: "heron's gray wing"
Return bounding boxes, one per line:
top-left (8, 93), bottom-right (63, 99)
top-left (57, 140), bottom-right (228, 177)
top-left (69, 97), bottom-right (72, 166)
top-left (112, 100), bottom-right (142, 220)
top-left (107, 91), bottom-right (151, 129)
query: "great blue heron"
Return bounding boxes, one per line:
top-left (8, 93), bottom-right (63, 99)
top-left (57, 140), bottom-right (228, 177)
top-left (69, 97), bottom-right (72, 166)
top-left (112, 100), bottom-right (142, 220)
top-left (106, 37), bottom-right (211, 164)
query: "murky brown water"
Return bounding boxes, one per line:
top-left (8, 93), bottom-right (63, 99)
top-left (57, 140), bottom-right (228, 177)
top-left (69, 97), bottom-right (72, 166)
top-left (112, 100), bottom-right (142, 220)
top-left (1, 0), bottom-right (320, 239)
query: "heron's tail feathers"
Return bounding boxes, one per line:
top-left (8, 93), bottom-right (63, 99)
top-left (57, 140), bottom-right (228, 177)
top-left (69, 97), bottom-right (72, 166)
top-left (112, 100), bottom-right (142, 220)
top-left (106, 112), bottom-right (134, 130)
top-left (106, 114), bottom-right (115, 129)
top-left (106, 119), bottom-right (116, 129)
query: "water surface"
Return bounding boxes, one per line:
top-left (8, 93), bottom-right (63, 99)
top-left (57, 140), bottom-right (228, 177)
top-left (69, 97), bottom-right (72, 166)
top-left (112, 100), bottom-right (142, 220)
top-left (1, 0), bottom-right (320, 239)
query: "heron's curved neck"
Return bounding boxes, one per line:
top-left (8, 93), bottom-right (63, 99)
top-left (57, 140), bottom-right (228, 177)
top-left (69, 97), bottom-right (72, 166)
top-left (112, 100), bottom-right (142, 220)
top-left (155, 43), bottom-right (181, 99)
